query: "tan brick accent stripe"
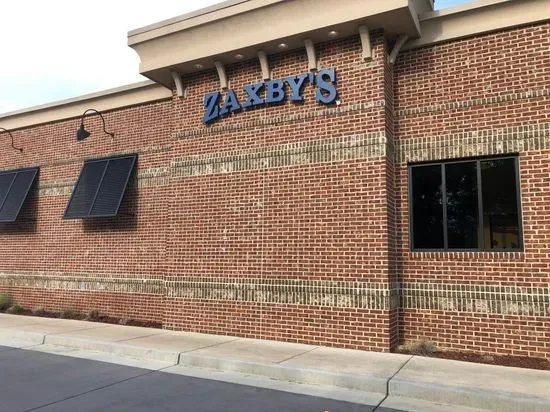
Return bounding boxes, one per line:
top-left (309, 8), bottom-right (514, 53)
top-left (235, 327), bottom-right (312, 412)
top-left (172, 100), bottom-right (386, 139)
top-left (2, 272), bottom-right (547, 316)
top-left (0, 273), bottom-right (164, 295)
top-left (37, 166), bottom-right (172, 196)
top-left (38, 180), bottom-right (74, 197)
top-left (397, 123), bottom-right (550, 164)
top-left (397, 88), bottom-right (550, 118)
top-left (136, 167), bottom-right (171, 189)
top-left (166, 278), bottom-right (398, 310)
top-left (33, 122), bottom-right (550, 193)
top-left (401, 283), bottom-right (550, 317)
top-left (38, 144), bottom-right (172, 169)
top-left (171, 132), bottom-right (389, 178)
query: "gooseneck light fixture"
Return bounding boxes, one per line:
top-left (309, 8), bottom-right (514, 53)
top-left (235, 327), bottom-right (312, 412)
top-left (0, 127), bottom-right (23, 152)
top-left (77, 109), bottom-right (115, 142)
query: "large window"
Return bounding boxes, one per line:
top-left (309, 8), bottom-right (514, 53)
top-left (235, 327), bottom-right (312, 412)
top-left (410, 157), bottom-right (522, 251)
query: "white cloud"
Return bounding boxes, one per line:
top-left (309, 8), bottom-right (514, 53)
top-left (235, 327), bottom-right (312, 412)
top-left (0, 0), bottom-right (221, 113)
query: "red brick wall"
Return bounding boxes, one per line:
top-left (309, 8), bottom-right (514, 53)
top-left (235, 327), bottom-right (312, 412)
top-left (163, 33), bottom-right (395, 352)
top-left (0, 23), bottom-right (548, 359)
top-left (394, 23), bottom-right (550, 358)
top-left (0, 101), bottom-right (173, 322)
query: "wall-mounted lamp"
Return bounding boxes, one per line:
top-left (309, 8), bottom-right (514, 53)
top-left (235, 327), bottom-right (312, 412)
top-left (0, 127), bottom-right (23, 152)
top-left (77, 109), bottom-right (115, 142)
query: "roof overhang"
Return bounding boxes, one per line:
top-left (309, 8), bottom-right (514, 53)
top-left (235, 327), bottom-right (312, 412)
top-left (128, 0), bottom-right (429, 87)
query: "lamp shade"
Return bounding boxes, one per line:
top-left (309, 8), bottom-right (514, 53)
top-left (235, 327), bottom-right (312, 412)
top-left (76, 123), bottom-right (91, 142)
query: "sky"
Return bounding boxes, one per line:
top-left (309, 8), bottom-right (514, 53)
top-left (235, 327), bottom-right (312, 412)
top-left (0, 0), bottom-right (472, 115)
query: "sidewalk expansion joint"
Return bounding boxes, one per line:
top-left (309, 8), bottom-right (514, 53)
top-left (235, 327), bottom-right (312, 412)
top-left (179, 337), bottom-right (242, 354)
top-left (372, 355), bottom-right (414, 412)
top-left (276, 346), bottom-right (319, 364)
top-left (47, 324), bottom-right (112, 336)
top-left (114, 331), bottom-right (166, 343)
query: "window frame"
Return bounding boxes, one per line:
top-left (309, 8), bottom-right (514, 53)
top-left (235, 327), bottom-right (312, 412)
top-left (408, 155), bottom-right (523, 252)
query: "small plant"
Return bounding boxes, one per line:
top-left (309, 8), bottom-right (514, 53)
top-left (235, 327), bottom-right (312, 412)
top-left (85, 309), bottom-right (101, 322)
top-left (33, 307), bottom-right (47, 317)
top-left (6, 304), bottom-right (25, 315)
top-left (0, 292), bottom-right (13, 311)
top-left (400, 340), bottom-right (439, 356)
top-left (60, 308), bottom-right (82, 320)
top-left (118, 318), bottom-right (130, 326)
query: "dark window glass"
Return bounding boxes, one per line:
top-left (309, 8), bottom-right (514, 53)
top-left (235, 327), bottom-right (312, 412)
top-left (481, 158), bottom-right (521, 249)
top-left (411, 165), bottom-right (444, 249)
top-left (410, 157), bottom-right (521, 251)
top-left (446, 162), bottom-right (478, 248)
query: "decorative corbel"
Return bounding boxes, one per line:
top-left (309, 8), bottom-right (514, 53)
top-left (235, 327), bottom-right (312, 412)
top-left (388, 35), bottom-right (409, 65)
top-left (214, 61), bottom-right (229, 90)
top-left (257, 51), bottom-right (271, 80)
top-left (171, 71), bottom-right (187, 98)
top-left (358, 25), bottom-right (372, 61)
top-left (304, 39), bottom-right (317, 71)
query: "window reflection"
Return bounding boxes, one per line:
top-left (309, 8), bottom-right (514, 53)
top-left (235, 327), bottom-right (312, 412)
top-left (410, 157), bottom-right (521, 251)
top-left (412, 165), bottom-right (444, 249)
top-left (481, 159), bottom-right (521, 249)
top-left (446, 162), bottom-right (478, 248)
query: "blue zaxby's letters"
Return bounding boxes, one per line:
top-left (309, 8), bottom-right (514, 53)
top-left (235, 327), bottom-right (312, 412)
top-left (203, 69), bottom-right (337, 124)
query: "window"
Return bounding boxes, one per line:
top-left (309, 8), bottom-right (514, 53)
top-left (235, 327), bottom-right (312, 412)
top-left (410, 157), bottom-right (522, 251)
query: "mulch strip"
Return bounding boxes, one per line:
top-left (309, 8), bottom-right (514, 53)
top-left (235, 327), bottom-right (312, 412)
top-left (397, 349), bottom-right (550, 371)
top-left (2, 307), bottom-right (548, 369)
top-left (1, 308), bottom-right (162, 329)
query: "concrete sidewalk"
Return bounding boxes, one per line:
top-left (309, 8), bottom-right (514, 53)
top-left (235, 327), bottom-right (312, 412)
top-left (0, 314), bottom-right (548, 412)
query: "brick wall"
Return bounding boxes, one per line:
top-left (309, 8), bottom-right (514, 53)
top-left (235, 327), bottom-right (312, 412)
top-left (0, 101), bottom-right (173, 322)
top-left (394, 23), bottom-right (550, 358)
top-left (0, 23), bottom-right (548, 358)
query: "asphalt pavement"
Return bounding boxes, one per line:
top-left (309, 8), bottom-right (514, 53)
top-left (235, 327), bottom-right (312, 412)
top-left (0, 346), bottom-right (394, 412)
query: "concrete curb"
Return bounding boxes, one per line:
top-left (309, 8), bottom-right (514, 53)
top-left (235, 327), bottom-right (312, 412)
top-left (177, 353), bottom-right (389, 394)
top-left (2, 326), bottom-right (549, 412)
top-left (390, 378), bottom-right (550, 412)
top-left (43, 335), bottom-right (180, 365)
top-left (0, 329), bottom-right (45, 347)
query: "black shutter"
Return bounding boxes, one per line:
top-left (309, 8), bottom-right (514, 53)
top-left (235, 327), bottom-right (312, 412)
top-left (0, 167), bottom-right (39, 222)
top-left (64, 154), bottom-right (137, 219)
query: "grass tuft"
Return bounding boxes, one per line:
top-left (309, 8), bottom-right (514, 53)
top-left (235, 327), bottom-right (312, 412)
top-left (400, 340), bottom-right (439, 356)
top-left (60, 308), bottom-right (82, 320)
top-left (6, 304), bottom-right (25, 315)
top-left (0, 292), bottom-right (13, 311)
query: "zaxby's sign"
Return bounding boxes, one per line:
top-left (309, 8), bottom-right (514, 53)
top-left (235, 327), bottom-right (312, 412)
top-left (203, 68), bottom-right (337, 124)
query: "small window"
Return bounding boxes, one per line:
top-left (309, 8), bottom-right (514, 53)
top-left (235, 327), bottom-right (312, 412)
top-left (410, 157), bottom-right (522, 251)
